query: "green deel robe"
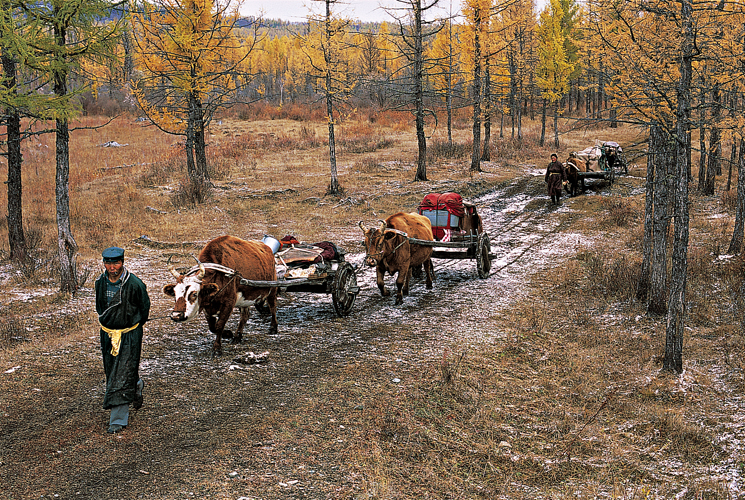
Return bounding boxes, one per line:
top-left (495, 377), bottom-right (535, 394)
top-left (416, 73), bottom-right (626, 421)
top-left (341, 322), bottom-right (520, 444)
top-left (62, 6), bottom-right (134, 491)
top-left (95, 268), bottom-right (150, 409)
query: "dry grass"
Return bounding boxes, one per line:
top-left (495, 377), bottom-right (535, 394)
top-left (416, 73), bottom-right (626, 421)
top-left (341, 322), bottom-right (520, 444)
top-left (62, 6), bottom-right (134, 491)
top-left (0, 109), bottom-right (743, 499)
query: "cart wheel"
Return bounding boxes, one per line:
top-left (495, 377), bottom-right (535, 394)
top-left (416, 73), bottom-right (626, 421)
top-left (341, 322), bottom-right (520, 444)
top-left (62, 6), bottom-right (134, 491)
top-left (476, 233), bottom-right (491, 279)
top-left (332, 262), bottom-right (358, 316)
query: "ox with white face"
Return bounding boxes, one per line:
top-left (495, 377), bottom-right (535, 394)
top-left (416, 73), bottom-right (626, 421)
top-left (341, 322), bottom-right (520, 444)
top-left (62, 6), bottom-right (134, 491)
top-left (164, 275), bottom-right (203, 323)
top-left (162, 237), bottom-right (280, 355)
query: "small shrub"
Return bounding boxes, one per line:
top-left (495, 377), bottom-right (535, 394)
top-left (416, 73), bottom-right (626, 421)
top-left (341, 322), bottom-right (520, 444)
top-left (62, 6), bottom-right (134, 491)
top-left (337, 135), bottom-right (393, 154)
top-left (138, 156), bottom-right (182, 187)
top-left (427, 139), bottom-right (471, 161)
top-left (440, 350), bottom-right (466, 385)
top-left (353, 157), bottom-right (381, 173)
top-left (578, 250), bottom-right (640, 302)
top-left (0, 316), bottom-right (28, 349)
top-left (207, 157), bottom-right (232, 181)
top-left (602, 197), bottom-right (638, 227)
top-left (170, 177), bottom-right (211, 208)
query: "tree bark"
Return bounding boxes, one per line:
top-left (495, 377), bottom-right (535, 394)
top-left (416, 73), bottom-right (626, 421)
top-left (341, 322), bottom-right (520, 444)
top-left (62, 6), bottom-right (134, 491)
top-left (325, 0), bottom-right (341, 191)
top-left (53, 19), bottom-right (78, 294)
top-left (649, 124), bottom-right (672, 316)
top-left (481, 58), bottom-right (491, 162)
top-left (726, 139), bottom-right (736, 191)
top-left (2, 50), bottom-right (26, 262)
top-left (553, 101), bottom-right (559, 149)
top-left (413, 0), bottom-right (427, 181)
top-left (540, 98), bottom-right (546, 147)
top-left (470, 4), bottom-right (482, 173)
top-left (703, 84), bottom-right (721, 195)
top-left (728, 137), bottom-right (745, 255)
top-left (637, 123), bottom-right (657, 302)
top-left (663, 0), bottom-right (693, 375)
top-left (192, 94), bottom-right (209, 183)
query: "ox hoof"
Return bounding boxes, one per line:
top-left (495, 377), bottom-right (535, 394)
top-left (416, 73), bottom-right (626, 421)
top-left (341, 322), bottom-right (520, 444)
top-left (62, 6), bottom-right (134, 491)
top-left (220, 330), bottom-right (234, 339)
top-left (229, 335), bottom-right (243, 345)
top-left (426, 283), bottom-right (433, 289)
top-left (268, 325), bottom-right (278, 335)
top-left (381, 290), bottom-right (390, 297)
top-left (395, 297), bottom-right (403, 305)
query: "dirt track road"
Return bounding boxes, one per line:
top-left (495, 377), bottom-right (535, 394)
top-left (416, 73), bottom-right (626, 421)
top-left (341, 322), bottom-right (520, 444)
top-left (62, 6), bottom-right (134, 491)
top-left (0, 174), bottom-right (601, 499)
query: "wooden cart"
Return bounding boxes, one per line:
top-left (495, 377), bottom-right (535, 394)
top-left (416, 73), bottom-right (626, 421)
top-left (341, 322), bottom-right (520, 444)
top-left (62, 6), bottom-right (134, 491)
top-left (191, 245), bottom-right (359, 317)
top-left (413, 192), bottom-right (494, 279)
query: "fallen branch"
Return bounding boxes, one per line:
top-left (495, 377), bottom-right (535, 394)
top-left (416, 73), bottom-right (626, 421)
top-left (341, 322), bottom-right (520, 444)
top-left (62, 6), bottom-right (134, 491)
top-left (560, 386), bottom-right (619, 462)
top-left (134, 235), bottom-right (202, 250)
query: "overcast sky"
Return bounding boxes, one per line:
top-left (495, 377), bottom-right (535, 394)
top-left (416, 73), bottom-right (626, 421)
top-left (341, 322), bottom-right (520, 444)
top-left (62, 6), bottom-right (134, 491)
top-left (239, 0), bottom-right (549, 24)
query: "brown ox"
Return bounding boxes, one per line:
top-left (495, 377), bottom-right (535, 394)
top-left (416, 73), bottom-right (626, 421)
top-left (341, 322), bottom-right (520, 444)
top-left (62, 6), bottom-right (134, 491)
top-left (163, 235), bottom-right (278, 354)
top-left (359, 212), bottom-right (435, 305)
top-left (564, 155), bottom-right (589, 197)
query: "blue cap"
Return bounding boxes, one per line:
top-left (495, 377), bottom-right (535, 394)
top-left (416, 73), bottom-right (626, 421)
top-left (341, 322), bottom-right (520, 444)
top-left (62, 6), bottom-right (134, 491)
top-left (102, 247), bottom-right (125, 262)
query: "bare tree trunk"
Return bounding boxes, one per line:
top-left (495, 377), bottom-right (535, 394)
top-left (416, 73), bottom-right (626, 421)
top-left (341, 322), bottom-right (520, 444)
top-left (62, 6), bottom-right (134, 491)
top-left (727, 139), bottom-right (736, 191)
top-left (663, 0), bottom-right (693, 375)
top-left (649, 124), bottom-right (672, 316)
top-left (56, 116), bottom-right (79, 294)
top-left (413, 0), bottom-right (428, 181)
top-left (540, 98), bottom-right (546, 147)
top-left (637, 123), bottom-right (657, 302)
top-left (728, 137), bottom-right (745, 254)
top-left (703, 84), bottom-right (721, 195)
top-left (697, 91), bottom-right (706, 192)
top-left (2, 50), bottom-right (26, 262)
top-left (192, 94), bottom-right (209, 184)
top-left (446, 16), bottom-right (453, 146)
top-left (325, 0), bottom-right (341, 191)
top-left (553, 102), bottom-right (559, 150)
top-left (481, 58), bottom-right (491, 162)
top-left (53, 21), bottom-right (78, 294)
top-left (470, 4), bottom-right (482, 173)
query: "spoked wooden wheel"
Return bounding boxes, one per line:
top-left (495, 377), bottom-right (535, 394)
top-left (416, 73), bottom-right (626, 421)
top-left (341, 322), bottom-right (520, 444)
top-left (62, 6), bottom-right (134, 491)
top-left (476, 233), bottom-right (492, 279)
top-left (332, 262), bottom-right (358, 316)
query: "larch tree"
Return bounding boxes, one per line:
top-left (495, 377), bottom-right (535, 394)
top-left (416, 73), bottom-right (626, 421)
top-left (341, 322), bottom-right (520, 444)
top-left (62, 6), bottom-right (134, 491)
top-left (462, 0), bottom-right (491, 172)
top-left (131, 0), bottom-right (257, 201)
top-left (0, 0), bottom-right (28, 263)
top-left (22, 0), bottom-right (127, 294)
top-left (588, 0), bottom-right (745, 374)
top-left (387, 0), bottom-right (441, 182)
top-left (536, 0), bottom-right (573, 150)
top-left (500, 0), bottom-right (536, 140)
top-left (301, 0), bottom-right (354, 195)
top-left (428, 10), bottom-right (461, 146)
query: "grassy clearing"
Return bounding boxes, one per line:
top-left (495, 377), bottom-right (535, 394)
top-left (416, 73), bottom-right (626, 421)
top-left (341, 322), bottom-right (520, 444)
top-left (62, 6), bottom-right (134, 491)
top-left (0, 110), bottom-right (742, 498)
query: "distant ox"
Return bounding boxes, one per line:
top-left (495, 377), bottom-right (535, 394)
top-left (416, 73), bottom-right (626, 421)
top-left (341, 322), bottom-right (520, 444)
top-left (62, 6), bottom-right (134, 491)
top-left (564, 154), bottom-right (590, 197)
top-left (359, 212), bottom-right (435, 305)
top-left (163, 235), bottom-right (278, 354)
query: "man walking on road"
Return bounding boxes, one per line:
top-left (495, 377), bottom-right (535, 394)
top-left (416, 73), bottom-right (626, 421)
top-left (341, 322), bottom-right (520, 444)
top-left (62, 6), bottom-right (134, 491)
top-left (95, 246), bottom-right (150, 434)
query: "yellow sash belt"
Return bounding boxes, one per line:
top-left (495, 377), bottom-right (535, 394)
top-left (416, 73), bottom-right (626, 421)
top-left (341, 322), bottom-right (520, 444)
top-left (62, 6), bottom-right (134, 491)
top-left (100, 323), bottom-right (139, 356)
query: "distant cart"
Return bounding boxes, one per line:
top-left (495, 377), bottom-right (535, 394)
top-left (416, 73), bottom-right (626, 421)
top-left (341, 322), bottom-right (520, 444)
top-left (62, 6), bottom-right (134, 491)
top-left (572, 140), bottom-right (629, 185)
top-left (408, 192), bottom-right (495, 279)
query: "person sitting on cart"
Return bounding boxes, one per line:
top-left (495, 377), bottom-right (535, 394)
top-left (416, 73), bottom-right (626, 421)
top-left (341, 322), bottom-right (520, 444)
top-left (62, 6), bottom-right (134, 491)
top-left (545, 153), bottom-right (567, 205)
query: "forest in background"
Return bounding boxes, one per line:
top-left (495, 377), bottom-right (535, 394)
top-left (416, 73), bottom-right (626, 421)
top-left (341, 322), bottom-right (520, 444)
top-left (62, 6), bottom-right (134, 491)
top-left (3, 0), bottom-right (745, 375)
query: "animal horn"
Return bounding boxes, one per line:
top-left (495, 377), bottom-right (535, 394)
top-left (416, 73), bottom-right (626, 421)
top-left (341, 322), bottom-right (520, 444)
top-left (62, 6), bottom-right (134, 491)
top-left (167, 255), bottom-right (181, 279)
top-left (193, 255), bottom-right (205, 279)
top-left (358, 220), bottom-right (367, 232)
top-left (378, 220), bottom-right (387, 232)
